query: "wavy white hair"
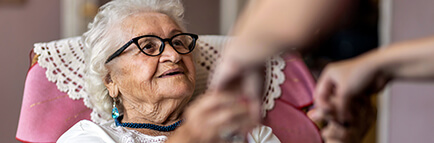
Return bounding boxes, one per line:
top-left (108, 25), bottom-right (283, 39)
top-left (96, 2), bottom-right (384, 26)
top-left (83, 0), bottom-right (186, 121)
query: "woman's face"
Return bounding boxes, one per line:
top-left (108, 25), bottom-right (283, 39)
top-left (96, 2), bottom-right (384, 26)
top-left (106, 12), bottom-right (195, 105)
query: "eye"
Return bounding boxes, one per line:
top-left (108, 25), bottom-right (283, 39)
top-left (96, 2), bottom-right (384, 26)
top-left (139, 41), bottom-right (160, 55)
top-left (139, 40), bottom-right (159, 50)
top-left (172, 40), bottom-right (185, 47)
top-left (142, 43), bottom-right (155, 50)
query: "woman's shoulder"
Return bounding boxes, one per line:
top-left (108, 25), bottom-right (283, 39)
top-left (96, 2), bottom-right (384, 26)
top-left (57, 120), bottom-right (116, 143)
top-left (58, 119), bottom-right (168, 143)
top-left (71, 119), bottom-right (100, 128)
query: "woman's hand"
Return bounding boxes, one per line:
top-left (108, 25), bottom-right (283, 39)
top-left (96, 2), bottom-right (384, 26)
top-left (167, 92), bottom-right (257, 143)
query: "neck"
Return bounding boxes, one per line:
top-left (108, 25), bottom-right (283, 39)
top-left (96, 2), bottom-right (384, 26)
top-left (121, 96), bottom-right (188, 125)
top-left (120, 99), bottom-right (187, 137)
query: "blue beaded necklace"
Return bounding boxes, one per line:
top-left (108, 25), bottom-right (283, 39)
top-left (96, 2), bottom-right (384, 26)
top-left (114, 116), bottom-right (183, 132)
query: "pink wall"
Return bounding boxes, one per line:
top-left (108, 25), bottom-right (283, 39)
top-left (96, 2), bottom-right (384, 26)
top-left (386, 0), bottom-right (434, 142)
top-left (0, 0), bottom-right (60, 142)
top-left (391, 0), bottom-right (434, 41)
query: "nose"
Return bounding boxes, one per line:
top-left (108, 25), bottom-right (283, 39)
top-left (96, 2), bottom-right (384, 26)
top-left (159, 42), bottom-right (181, 63)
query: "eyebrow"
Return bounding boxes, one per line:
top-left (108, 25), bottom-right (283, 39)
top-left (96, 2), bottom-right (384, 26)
top-left (135, 29), bottom-right (183, 38)
top-left (169, 29), bottom-right (183, 36)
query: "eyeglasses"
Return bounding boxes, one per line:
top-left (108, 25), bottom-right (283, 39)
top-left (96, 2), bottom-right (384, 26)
top-left (105, 33), bottom-right (198, 64)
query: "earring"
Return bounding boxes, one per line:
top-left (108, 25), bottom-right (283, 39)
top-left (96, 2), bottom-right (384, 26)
top-left (112, 98), bottom-right (120, 119)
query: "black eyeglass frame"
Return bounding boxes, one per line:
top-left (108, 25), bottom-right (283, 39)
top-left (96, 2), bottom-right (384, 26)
top-left (105, 33), bottom-right (198, 64)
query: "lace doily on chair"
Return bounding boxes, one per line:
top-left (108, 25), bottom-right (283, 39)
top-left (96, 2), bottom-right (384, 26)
top-left (34, 37), bottom-right (86, 100)
top-left (34, 35), bottom-right (286, 124)
top-left (33, 37), bottom-right (100, 122)
top-left (262, 55), bottom-right (285, 117)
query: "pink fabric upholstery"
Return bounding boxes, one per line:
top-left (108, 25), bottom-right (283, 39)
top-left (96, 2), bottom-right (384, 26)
top-left (16, 63), bottom-right (91, 143)
top-left (263, 53), bottom-right (322, 143)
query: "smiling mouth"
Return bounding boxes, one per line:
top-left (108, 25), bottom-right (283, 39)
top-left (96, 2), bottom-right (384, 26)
top-left (158, 71), bottom-right (184, 78)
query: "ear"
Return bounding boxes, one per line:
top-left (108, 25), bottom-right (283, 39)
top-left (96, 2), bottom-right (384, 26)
top-left (104, 73), bottom-right (119, 98)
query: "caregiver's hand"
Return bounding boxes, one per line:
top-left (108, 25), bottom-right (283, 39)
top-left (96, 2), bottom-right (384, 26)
top-left (209, 53), bottom-right (263, 125)
top-left (168, 92), bottom-right (257, 143)
top-left (314, 92), bottom-right (375, 143)
top-left (314, 37), bottom-right (434, 115)
top-left (313, 52), bottom-right (387, 123)
top-left (311, 52), bottom-right (381, 143)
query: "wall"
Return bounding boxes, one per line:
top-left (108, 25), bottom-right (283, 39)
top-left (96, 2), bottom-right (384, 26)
top-left (60, 0), bottom-right (221, 37)
top-left (379, 0), bottom-right (434, 143)
top-left (0, 0), bottom-right (60, 142)
top-left (219, 0), bottom-right (247, 34)
top-left (390, 0), bottom-right (434, 41)
top-left (183, 0), bottom-right (220, 35)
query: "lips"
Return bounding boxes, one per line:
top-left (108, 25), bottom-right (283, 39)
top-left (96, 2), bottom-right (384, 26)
top-left (158, 68), bottom-right (185, 78)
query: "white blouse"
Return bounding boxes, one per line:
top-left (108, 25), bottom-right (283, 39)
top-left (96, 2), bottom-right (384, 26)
top-left (57, 120), bottom-right (280, 143)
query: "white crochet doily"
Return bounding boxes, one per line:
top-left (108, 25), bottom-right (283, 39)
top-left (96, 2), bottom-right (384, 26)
top-left (33, 37), bottom-right (99, 122)
top-left (34, 35), bottom-right (286, 123)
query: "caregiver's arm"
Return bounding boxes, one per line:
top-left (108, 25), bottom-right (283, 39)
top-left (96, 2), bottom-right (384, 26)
top-left (223, 0), bottom-right (346, 65)
top-left (314, 36), bottom-right (434, 123)
top-left (379, 36), bottom-right (434, 79)
top-left (212, 0), bottom-right (347, 92)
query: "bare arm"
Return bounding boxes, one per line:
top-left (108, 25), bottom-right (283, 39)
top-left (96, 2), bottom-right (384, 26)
top-left (313, 36), bottom-right (434, 142)
top-left (224, 0), bottom-right (347, 65)
top-left (315, 36), bottom-right (434, 103)
top-left (211, 0), bottom-right (347, 94)
top-left (377, 36), bottom-right (434, 79)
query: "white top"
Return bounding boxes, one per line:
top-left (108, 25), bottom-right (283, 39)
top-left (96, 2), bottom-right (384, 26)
top-left (58, 120), bottom-right (280, 143)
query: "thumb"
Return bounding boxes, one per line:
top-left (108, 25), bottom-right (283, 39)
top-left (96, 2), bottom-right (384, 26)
top-left (307, 108), bottom-right (322, 122)
top-left (307, 108), bottom-right (328, 129)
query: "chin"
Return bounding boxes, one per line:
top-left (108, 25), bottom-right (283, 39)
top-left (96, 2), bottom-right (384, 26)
top-left (154, 72), bottom-right (195, 97)
top-left (160, 81), bottom-right (194, 98)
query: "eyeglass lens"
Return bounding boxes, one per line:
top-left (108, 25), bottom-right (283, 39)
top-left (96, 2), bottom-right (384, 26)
top-left (137, 34), bottom-right (194, 55)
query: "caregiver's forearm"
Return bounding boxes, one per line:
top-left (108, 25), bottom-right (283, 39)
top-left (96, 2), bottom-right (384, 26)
top-left (373, 36), bottom-right (434, 79)
top-left (225, 0), bottom-right (346, 64)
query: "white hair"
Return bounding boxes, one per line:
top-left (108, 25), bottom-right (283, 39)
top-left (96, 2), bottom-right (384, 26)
top-left (83, 0), bottom-right (186, 121)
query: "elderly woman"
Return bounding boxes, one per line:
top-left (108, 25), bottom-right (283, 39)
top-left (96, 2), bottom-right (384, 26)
top-left (58, 0), bottom-right (279, 142)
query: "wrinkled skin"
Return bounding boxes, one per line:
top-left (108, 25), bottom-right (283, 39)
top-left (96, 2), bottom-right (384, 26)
top-left (104, 12), bottom-right (255, 141)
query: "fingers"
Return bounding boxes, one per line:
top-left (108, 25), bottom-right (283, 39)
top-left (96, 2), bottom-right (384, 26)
top-left (243, 69), bottom-right (263, 99)
top-left (314, 70), bottom-right (336, 120)
top-left (183, 92), bottom-right (258, 142)
top-left (320, 96), bottom-right (376, 143)
top-left (321, 118), bottom-right (372, 143)
top-left (207, 102), bottom-right (249, 124)
top-left (187, 94), bottom-right (237, 118)
top-left (315, 60), bottom-right (380, 143)
top-left (315, 64), bottom-right (353, 125)
top-left (321, 121), bottom-right (350, 143)
top-left (331, 93), bottom-right (352, 126)
top-left (209, 59), bottom-right (243, 91)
